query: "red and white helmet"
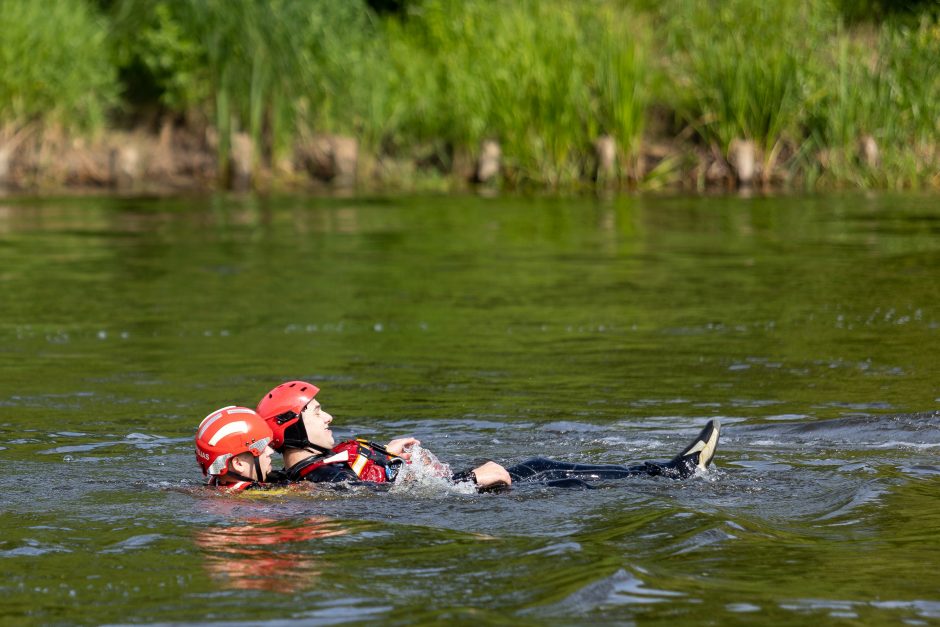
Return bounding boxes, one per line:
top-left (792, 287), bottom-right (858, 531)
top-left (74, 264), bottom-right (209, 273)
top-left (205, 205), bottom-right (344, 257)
top-left (256, 380), bottom-right (321, 451)
top-left (195, 406), bottom-right (273, 477)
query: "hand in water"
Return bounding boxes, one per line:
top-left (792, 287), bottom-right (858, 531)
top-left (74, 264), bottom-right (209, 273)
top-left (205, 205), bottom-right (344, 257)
top-left (471, 461), bottom-right (512, 488)
top-left (385, 437), bottom-right (421, 461)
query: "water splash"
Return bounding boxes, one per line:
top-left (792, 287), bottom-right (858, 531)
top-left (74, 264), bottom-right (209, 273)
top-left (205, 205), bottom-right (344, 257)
top-left (390, 445), bottom-right (476, 496)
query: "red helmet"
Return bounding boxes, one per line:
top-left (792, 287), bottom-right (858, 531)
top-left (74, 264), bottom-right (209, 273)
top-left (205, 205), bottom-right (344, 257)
top-left (195, 406), bottom-right (273, 477)
top-left (256, 381), bottom-right (321, 451)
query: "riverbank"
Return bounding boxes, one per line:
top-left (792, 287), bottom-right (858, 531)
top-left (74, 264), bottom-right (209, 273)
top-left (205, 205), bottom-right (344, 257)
top-left (0, 125), bottom-right (801, 195)
top-left (1, 0), bottom-right (938, 193)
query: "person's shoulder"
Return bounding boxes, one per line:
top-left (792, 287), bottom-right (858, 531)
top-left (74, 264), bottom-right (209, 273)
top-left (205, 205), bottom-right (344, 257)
top-left (302, 463), bottom-right (358, 483)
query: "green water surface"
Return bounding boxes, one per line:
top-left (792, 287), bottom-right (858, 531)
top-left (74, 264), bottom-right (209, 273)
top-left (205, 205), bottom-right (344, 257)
top-left (0, 193), bottom-right (938, 625)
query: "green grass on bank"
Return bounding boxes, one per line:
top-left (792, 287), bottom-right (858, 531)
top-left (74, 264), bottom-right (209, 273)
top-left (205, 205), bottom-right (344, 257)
top-left (111, 0), bottom-right (357, 171)
top-left (660, 1), bottom-right (832, 163)
top-left (0, 0), bottom-right (117, 134)
top-left (804, 16), bottom-right (940, 188)
top-left (1, 0), bottom-right (938, 189)
top-left (657, 0), bottom-right (939, 188)
top-left (381, 0), bottom-right (651, 185)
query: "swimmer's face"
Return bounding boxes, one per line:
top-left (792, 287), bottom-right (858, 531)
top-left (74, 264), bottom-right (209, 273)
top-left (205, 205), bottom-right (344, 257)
top-left (301, 399), bottom-right (334, 450)
top-left (230, 445), bottom-right (275, 482)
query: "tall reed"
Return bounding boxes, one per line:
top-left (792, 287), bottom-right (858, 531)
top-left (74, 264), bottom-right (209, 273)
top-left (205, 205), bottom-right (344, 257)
top-left (111, 0), bottom-right (324, 172)
top-left (807, 16), bottom-right (940, 188)
top-left (379, 0), bottom-right (651, 185)
top-left (0, 0), bottom-right (117, 133)
top-left (592, 6), bottom-right (650, 167)
top-left (659, 0), bottom-right (831, 167)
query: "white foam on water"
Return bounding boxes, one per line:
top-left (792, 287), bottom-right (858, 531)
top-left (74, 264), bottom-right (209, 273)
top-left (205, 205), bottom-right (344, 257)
top-left (871, 600), bottom-right (940, 619)
top-left (390, 445), bottom-right (476, 496)
top-left (870, 440), bottom-right (940, 451)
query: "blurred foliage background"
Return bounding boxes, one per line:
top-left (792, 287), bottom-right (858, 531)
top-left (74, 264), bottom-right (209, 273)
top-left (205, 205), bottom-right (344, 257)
top-left (1, 0), bottom-right (938, 188)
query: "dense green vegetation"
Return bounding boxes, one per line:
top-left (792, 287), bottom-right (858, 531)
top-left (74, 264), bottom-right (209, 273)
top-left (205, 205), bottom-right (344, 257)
top-left (662, 2), bottom-right (829, 160)
top-left (1, 0), bottom-right (938, 189)
top-left (0, 0), bottom-right (117, 132)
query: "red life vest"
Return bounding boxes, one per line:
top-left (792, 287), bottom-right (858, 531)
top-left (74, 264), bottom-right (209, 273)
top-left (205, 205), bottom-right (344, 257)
top-left (208, 477), bottom-right (255, 492)
top-left (293, 439), bottom-right (403, 483)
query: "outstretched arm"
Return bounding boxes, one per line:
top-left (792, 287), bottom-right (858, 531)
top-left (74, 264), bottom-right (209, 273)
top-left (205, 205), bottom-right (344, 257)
top-left (383, 440), bottom-right (512, 489)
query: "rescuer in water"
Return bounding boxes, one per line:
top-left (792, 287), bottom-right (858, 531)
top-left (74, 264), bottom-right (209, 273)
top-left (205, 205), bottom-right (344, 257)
top-left (251, 380), bottom-right (720, 491)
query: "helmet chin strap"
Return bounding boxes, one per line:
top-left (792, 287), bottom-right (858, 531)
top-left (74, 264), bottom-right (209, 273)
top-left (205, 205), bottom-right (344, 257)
top-left (282, 419), bottom-right (333, 456)
top-left (224, 456), bottom-right (266, 484)
top-left (253, 455), bottom-right (265, 482)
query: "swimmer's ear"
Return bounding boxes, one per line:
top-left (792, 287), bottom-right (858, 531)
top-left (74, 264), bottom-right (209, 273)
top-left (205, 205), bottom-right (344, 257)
top-left (228, 453), bottom-right (251, 475)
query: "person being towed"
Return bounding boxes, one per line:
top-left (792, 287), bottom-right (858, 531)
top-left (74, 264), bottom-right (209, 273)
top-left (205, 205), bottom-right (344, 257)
top-left (195, 405), bottom-right (278, 492)
top-left (255, 380), bottom-right (721, 491)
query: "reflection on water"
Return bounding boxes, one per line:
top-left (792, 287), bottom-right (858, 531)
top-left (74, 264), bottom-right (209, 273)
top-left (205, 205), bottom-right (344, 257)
top-left (0, 193), bottom-right (938, 624)
top-left (194, 517), bottom-right (346, 592)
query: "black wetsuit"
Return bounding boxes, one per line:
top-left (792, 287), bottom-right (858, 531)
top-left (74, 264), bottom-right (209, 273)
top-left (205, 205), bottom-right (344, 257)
top-left (503, 457), bottom-right (686, 489)
top-left (285, 456), bottom-right (476, 485)
top-left (284, 456), bottom-right (690, 490)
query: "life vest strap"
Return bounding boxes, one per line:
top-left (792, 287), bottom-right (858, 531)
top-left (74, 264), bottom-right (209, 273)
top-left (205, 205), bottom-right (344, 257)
top-left (285, 439), bottom-right (405, 483)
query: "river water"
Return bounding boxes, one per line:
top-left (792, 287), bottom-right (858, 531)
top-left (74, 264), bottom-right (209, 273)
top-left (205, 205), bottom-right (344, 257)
top-left (0, 193), bottom-right (938, 625)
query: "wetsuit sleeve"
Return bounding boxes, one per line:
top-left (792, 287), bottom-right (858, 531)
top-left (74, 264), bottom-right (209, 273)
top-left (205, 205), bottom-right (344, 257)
top-left (451, 469), bottom-right (478, 485)
top-left (302, 464), bottom-right (360, 483)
